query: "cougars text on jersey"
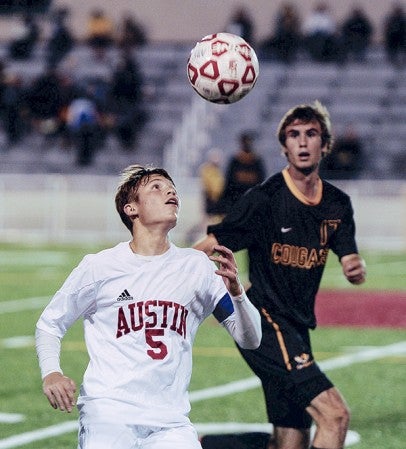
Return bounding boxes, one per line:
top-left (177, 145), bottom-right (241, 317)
top-left (271, 243), bottom-right (329, 269)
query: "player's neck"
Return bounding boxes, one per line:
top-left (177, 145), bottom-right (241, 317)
top-left (129, 230), bottom-right (171, 256)
top-left (285, 165), bottom-right (321, 200)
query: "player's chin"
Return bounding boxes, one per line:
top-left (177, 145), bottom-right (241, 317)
top-left (293, 160), bottom-right (318, 174)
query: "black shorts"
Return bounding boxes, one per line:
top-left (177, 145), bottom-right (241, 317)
top-left (237, 308), bottom-right (334, 429)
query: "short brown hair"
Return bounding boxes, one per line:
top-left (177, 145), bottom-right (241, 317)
top-left (115, 164), bottom-right (175, 233)
top-left (277, 100), bottom-right (334, 154)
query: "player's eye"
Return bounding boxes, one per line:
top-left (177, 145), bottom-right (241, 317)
top-left (306, 130), bottom-right (320, 138)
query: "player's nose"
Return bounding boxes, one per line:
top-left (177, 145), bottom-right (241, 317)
top-left (165, 186), bottom-right (179, 203)
top-left (299, 132), bottom-right (307, 147)
top-left (166, 186), bottom-right (177, 196)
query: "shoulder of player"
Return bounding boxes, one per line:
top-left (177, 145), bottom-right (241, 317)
top-left (79, 242), bottom-right (127, 266)
top-left (224, 173), bottom-right (282, 213)
top-left (255, 172), bottom-right (285, 198)
top-left (321, 179), bottom-right (351, 201)
top-left (173, 245), bottom-right (210, 262)
top-left (168, 247), bottom-right (220, 282)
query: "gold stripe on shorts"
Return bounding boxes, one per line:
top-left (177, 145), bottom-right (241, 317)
top-left (261, 307), bottom-right (292, 371)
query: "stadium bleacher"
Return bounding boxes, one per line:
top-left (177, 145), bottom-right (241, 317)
top-left (0, 41), bottom-right (404, 178)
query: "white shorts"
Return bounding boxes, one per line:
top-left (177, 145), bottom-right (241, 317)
top-left (78, 422), bottom-right (202, 449)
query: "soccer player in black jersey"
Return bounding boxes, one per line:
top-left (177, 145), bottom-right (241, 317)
top-left (195, 101), bottom-right (366, 449)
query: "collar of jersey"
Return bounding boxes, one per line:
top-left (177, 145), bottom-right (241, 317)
top-left (127, 242), bottom-right (174, 262)
top-left (282, 168), bottom-right (322, 206)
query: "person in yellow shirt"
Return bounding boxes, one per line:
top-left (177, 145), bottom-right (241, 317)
top-left (199, 148), bottom-right (225, 225)
top-left (86, 8), bottom-right (114, 58)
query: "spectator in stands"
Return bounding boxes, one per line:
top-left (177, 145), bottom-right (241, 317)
top-left (46, 7), bottom-right (74, 69)
top-left (22, 67), bottom-right (64, 140)
top-left (226, 7), bottom-right (255, 45)
top-left (319, 124), bottom-right (364, 179)
top-left (8, 13), bottom-right (39, 60)
top-left (55, 73), bottom-right (83, 149)
top-left (262, 3), bottom-right (302, 64)
top-left (109, 49), bottom-right (145, 150)
top-left (86, 8), bottom-right (115, 60)
top-left (0, 59), bottom-right (6, 143)
top-left (66, 86), bottom-right (102, 166)
top-left (0, 73), bottom-right (25, 147)
top-left (340, 6), bottom-right (373, 63)
top-left (199, 148), bottom-right (226, 225)
top-left (219, 131), bottom-right (266, 214)
top-left (391, 150), bottom-right (406, 178)
top-left (383, 3), bottom-right (406, 67)
top-left (302, 1), bottom-right (338, 62)
top-left (0, 61), bottom-right (25, 147)
top-left (117, 12), bottom-right (148, 50)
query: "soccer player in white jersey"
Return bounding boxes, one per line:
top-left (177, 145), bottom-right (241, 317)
top-left (35, 164), bottom-right (262, 449)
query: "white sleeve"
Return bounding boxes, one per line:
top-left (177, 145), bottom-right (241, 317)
top-left (35, 327), bottom-right (63, 379)
top-left (220, 289), bottom-right (262, 349)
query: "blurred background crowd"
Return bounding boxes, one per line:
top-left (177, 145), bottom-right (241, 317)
top-left (0, 0), bottom-right (404, 177)
top-left (0, 2), bottom-right (148, 166)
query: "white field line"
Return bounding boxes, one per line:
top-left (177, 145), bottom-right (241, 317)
top-left (0, 422), bottom-right (360, 448)
top-left (189, 340), bottom-right (406, 402)
top-left (0, 251), bottom-right (68, 266)
top-left (0, 297), bottom-right (50, 314)
top-left (0, 422), bottom-right (78, 449)
top-left (0, 341), bottom-right (404, 448)
top-left (0, 413), bottom-right (24, 424)
top-left (1, 336), bottom-right (35, 348)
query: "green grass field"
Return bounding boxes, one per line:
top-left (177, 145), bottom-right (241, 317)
top-left (0, 243), bottom-right (405, 448)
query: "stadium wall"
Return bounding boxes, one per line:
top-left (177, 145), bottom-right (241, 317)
top-left (0, 174), bottom-right (405, 251)
top-left (0, 0), bottom-right (393, 44)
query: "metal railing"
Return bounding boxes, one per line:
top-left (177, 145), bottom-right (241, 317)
top-left (163, 96), bottom-right (223, 178)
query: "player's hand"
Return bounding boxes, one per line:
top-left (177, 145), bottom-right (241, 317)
top-left (209, 244), bottom-right (243, 296)
top-left (341, 253), bottom-right (366, 285)
top-left (42, 372), bottom-right (77, 413)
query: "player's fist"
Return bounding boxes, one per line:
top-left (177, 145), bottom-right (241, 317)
top-left (43, 372), bottom-right (77, 413)
top-left (341, 253), bottom-right (366, 285)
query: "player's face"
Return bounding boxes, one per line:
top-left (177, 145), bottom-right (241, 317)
top-left (283, 119), bottom-right (326, 174)
top-left (130, 175), bottom-right (180, 230)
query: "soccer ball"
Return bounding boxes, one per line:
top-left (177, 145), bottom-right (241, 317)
top-left (187, 32), bottom-right (259, 104)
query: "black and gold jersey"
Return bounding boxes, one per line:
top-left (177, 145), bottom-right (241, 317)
top-left (208, 168), bottom-right (359, 329)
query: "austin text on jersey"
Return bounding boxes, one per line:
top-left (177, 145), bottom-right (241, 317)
top-left (116, 300), bottom-right (188, 339)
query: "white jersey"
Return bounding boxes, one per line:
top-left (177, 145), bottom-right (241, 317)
top-left (36, 242), bottom-right (230, 427)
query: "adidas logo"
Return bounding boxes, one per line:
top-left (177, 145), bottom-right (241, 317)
top-left (117, 289), bottom-right (134, 302)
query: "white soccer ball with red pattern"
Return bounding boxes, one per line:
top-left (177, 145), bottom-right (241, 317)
top-left (187, 32), bottom-right (259, 104)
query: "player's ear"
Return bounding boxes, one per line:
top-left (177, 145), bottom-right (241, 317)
top-left (124, 203), bottom-right (138, 218)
